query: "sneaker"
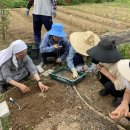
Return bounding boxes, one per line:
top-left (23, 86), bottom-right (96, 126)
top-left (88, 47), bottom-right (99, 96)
top-left (36, 65), bottom-right (44, 74)
top-left (112, 98), bottom-right (122, 107)
top-left (99, 88), bottom-right (109, 96)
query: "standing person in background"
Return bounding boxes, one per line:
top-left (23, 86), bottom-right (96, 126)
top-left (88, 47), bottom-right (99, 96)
top-left (26, 0), bottom-right (56, 48)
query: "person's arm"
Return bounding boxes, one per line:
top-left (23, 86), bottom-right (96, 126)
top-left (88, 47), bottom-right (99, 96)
top-left (66, 47), bottom-right (76, 69)
top-left (26, 0), bottom-right (34, 15)
top-left (51, 0), bottom-right (57, 17)
top-left (58, 37), bottom-right (70, 61)
top-left (51, 0), bottom-right (56, 11)
top-left (27, 0), bottom-right (34, 10)
top-left (97, 64), bottom-right (116, 83)
top-left (66, 47), bottom-right (79, 78)
top-left (24, 55), bottom-right (37, 75)
top-left (32, 73), bottom-right (49, 92)
top-left (40, 34), bottom-right (55, 53)
top-left (9, 80), bottom-right (30, 93)
top-left (1, 61), bottom-right (30, 93)
top-left (109, 88), bottom-right (130, 119)
top-left (24, 56), bottom-right (49, 92)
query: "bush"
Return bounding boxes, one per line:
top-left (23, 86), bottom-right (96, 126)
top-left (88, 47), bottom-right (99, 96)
top-left (3, 0), bottom-right (27, 8)
top-left (117, 43), bottom-right (130, 59)
top-left (57, 0), bottom-right (66, 5)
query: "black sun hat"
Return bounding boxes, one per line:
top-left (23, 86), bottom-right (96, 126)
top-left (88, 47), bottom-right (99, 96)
top-left (86, 38), bottom-right (121, 63)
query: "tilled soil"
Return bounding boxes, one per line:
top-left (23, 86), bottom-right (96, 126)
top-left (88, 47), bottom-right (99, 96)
top-left (5, 77), bottom-right (120, 130)
top-left (3, 4), bottom-right (130, 129)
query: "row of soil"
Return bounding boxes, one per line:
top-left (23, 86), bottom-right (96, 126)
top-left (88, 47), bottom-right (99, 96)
top-left (66, 5), bottom-right (130, 23)
top-left (57, 10), bottom-right (120, 35)
top-left (58, 6), bottom-right (130, 30)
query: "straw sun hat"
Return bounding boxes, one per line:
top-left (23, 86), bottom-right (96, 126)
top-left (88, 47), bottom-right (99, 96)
top-left (117, 59), bottom-right (130, 81)
top-left (70, 31), bottom-right (100, 56)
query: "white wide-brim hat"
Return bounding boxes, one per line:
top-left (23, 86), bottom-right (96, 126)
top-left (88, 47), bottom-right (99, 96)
top-left (117, 59), bottom-right (130, 81)
top-left (70, 31), bottom-right (100, 56)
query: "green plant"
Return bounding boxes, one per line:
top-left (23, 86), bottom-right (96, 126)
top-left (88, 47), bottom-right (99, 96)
top-left (0, 0), bottom-right (10, 44)
top-left (57, 0), bottom-right (66, 5)
top-left (2, 0), bottom-right (28, 8)
top-left (117, 43), bottom-right (130, 59)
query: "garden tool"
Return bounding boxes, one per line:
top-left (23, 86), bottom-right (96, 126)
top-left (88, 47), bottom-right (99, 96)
top-left (9, 97), bottom-right (22, 111)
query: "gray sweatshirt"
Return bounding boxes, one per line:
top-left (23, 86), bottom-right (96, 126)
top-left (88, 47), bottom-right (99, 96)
top-left (0, 55), bottom-right (37, 84)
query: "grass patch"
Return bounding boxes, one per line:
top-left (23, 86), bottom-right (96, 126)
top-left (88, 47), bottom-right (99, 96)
top-left (3, 0), bottom-right (28, 8)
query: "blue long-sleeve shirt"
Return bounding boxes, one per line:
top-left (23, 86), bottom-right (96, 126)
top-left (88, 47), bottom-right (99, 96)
top-left (66, 46), bottom-right (76, 69)
top-left (40, 33), bottom-right (70, 61)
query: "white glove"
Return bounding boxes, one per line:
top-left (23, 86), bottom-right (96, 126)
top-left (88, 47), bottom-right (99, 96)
top-left (26, 9), bottom-right (30, 16)
top-left (52, 10), bottom-right (56, 18)
top-left (71, 68), bottom-right (78, 79)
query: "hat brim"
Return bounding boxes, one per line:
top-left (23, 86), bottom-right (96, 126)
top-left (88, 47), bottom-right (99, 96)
top-left (70, 32), bottom-right (100, 56)
top-left (117, 59), bottom-right (130, 81)
top-left (87, 45), bottom-right (121, 63)
top-left (47, 31), bottom-right (66, 37)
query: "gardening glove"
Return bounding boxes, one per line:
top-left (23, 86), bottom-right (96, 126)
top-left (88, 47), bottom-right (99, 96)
top-left (52, 10), bottom-right (56, 18)
top-left (26, 9), bottom-right (30, 16)
top-left (71, 68), bottom-right (78, 79)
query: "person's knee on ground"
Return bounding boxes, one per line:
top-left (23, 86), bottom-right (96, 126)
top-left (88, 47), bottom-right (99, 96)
top-left (99, 81), bottom-right (113, 96)
top-left (0, 84), bottom-right (8, 93)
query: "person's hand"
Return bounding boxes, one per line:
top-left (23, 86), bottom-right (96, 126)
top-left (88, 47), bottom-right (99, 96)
top-left (56, 58), bottom-right (62, 63)
top-left (26, 9), bottom-right (30, 16)
top-left (53, 44), bottom-right (62, 49)
top-left (19, 84), bottom-right (30, 93)
top-left (109, 101), bottom-right (129, 120)
top-left (52, 10), bottom-right (56, 18)
top-left (38, 82), bottom-right (49, 92)
top-left (71, 68), bottom-right (78, 79)
top-left (82, 64), bottom-right (89, 71)
top-left (97, 64), bottom-right (109, 76)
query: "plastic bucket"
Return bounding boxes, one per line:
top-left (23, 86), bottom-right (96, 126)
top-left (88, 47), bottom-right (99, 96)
top-left (30, 47), bottom-right (39, 59)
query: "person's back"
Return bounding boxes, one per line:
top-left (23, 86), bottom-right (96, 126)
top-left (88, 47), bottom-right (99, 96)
top-left (33, 0), bottom-right (53, 16)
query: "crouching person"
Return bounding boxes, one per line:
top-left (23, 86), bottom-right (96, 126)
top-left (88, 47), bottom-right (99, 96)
top-left (67, 31), bottom-right (100, 78)
top-left (86, 39), bottom-right (126, 107)
top-left (40, 23), bottom-right (70, 65)
top-left (109, 59), bottom-right (130, 127)
top-left (0, 40), bottom-right (49, 93)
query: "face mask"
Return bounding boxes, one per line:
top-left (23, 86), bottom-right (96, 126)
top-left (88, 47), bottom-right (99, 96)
top-left (124, 79), bottom-right (130, 90)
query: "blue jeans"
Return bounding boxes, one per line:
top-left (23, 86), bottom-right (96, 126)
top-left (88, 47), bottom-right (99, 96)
top-left (33, 14), bottom-right (53, 47)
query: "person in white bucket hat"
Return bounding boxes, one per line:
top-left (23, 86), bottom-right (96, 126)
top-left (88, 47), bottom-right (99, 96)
top-left (109, 59), bottom-right (130, 127)
top-left (0, 40), bottom-right (48, 93)
top-left (66, 31), bottom-right (100, 78)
